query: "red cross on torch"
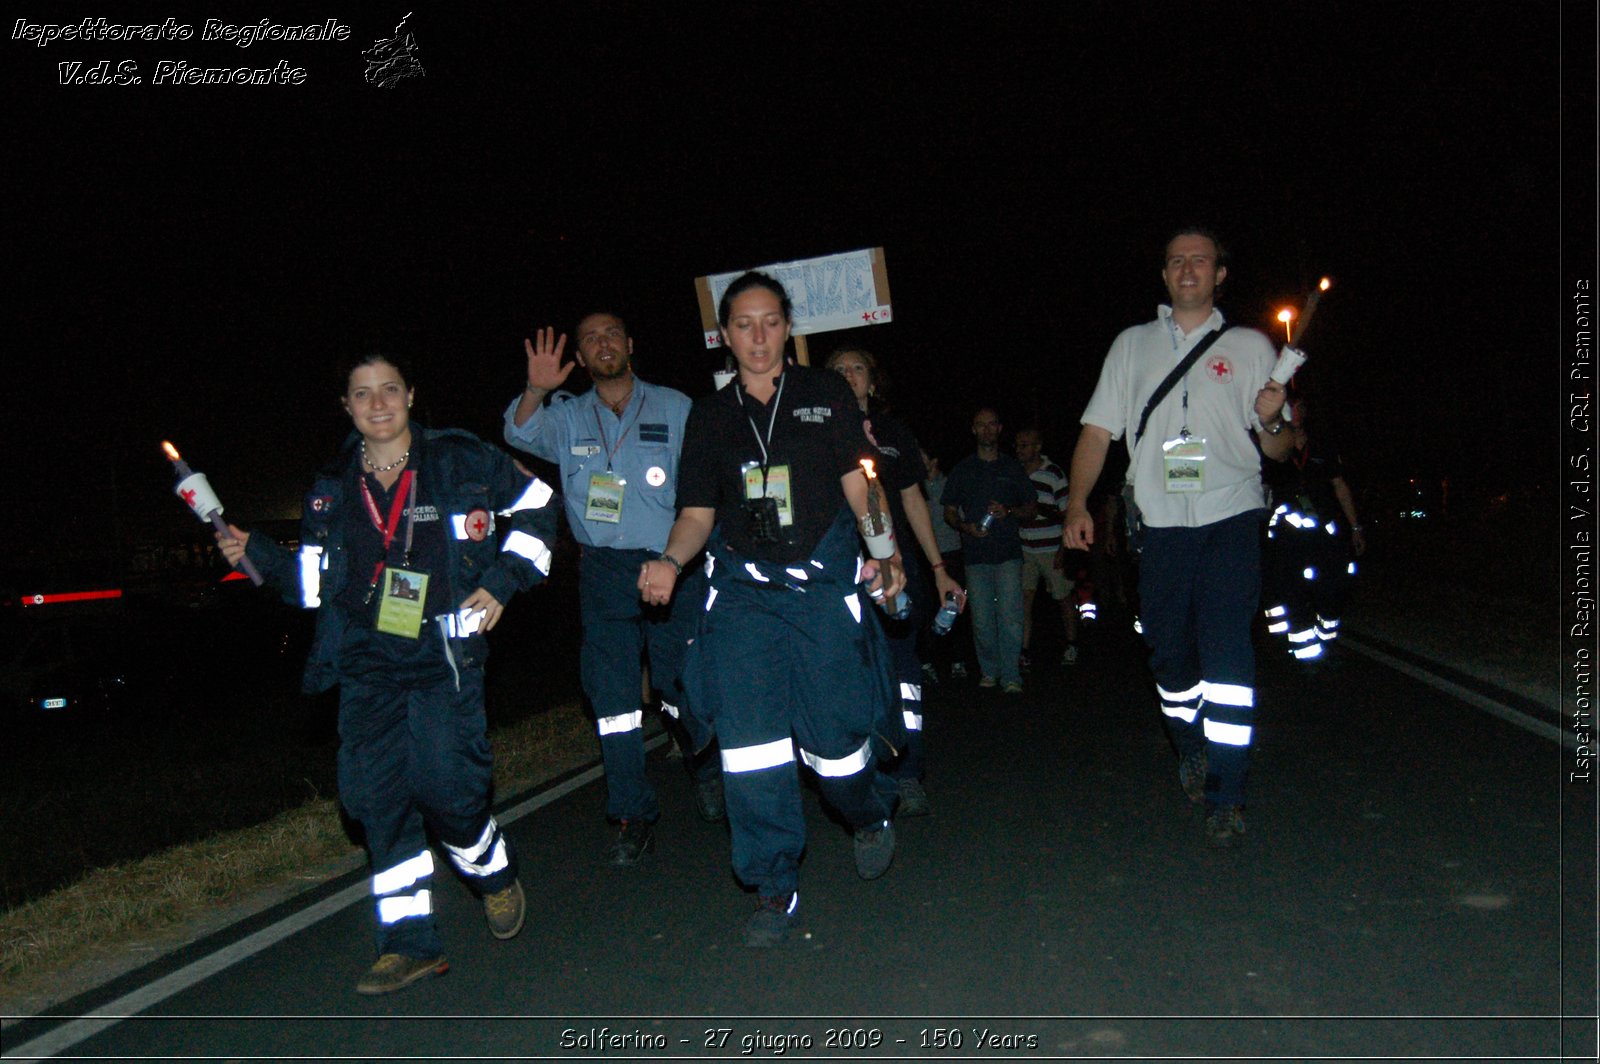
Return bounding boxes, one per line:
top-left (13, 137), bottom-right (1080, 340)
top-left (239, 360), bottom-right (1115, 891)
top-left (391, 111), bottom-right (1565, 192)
top-left (161, 441), bottom-right (263, 585)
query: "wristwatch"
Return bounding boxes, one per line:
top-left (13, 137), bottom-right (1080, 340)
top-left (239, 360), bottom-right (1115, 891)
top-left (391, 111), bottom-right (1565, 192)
top-left (1262, 417), bottom-right (1286, 436)
top-left (656, 553), bottom-right (684, 576)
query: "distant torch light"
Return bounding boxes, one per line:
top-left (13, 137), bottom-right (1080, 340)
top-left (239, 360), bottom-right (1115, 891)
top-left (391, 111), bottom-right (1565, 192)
top-left (161, 441), bottom-right (263, 585)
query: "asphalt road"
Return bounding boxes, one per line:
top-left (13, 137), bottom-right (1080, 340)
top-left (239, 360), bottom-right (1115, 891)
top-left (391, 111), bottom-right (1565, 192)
top-left (7, 623), bottom-right (1596, 1062)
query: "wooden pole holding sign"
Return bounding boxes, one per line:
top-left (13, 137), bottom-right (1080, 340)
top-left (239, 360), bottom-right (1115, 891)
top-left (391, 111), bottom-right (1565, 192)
top-left (793, 335), bottom-right (810, 366)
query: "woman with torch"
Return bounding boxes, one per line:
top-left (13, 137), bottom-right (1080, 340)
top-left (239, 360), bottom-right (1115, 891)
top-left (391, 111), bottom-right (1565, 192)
top-left (215, 352), bottom-right (558, 995)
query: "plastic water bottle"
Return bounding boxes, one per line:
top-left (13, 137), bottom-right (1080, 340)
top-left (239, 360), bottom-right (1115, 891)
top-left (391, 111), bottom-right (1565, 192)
top-left (931, 591), bottom-right (960, 635)
top-left (888, 590), bottom-right (912, 621)
top-left (977, 511), bottom-right (997, 533)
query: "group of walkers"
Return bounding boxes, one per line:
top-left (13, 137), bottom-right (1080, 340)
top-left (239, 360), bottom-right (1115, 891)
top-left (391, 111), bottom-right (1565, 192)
top-left (218, 228), bottom-right (1362, 993)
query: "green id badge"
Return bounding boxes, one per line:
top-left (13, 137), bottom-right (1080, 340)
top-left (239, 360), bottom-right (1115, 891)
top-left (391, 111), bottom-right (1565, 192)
top-left (376, 567), bottom-right (429, 639)
top-left (586, 471), bottom-right (625, 524)
top-left (743, 463), bottom-right (795, 526)
top-left (1162, 435), bottom-right (1206, 493)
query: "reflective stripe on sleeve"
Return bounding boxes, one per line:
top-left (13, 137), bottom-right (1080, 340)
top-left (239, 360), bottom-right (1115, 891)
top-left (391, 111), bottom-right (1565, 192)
top-left (298, 545), bottom-right (323, 608)
top-left (502, 530), bottom-right (553, 575)
top-left (721, 737), bottom-right (795, 774)
top-left (498, 477), bottom-right (554, 515)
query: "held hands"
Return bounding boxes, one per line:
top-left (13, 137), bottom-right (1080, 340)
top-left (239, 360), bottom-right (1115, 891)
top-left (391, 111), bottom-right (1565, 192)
top-left (458, 588), bottom-right (506, 632)
top-left (638, 558), bottom-right (679, 607)
top-left (524, 327), bottom-right (575, 394)
top-left (215, 523), bottom-right (251, 568)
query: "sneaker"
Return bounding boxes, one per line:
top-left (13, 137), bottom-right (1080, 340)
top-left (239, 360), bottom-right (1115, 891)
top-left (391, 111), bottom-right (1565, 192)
top-left (355, 952), bottom-right (448, 995)
top-left (950, 662), bottom-right (969, 680)
top-left (896, 777), bottom-right (930, 817)
top-left (483, 879), bottom-right (526, 940)
top-left (1062, 644), bottom-right (1079, 666)
top-left (1178, 749), bottom-right (1208, 804)
top-left (1002, 680), bottom-right (1024, 695)
top-left (1205, 805), bottom-right (1246, 848)
top-left (920, 661), bottom-right (940, 686)
top-left (978, 675), bottom-right (998, 689)
top-left (744, 892), bottom-right (799, 947)
top-left (606, 819), bottom-right (655, 865)
top-left (1019, 650), bottom-right (1033, 670)
top-left (692, 772), bottom-right (727, 824)
top-left (853, 819), bottom-right (896, 879)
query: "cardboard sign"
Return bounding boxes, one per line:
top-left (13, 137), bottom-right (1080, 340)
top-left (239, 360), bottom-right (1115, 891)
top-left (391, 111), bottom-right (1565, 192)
top-left (696, 247), bottom-right (893, 349)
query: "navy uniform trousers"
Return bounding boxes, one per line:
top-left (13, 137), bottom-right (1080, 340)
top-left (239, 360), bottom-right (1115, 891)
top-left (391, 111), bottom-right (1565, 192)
top-left (682, 516), bottom-right (903, 897)
top-left (338, 664), bottom-right (518, 959)
top-left (579, 544), bottom-right (713, 823)
top-left (1138, 510), bottom-right (1263, 808)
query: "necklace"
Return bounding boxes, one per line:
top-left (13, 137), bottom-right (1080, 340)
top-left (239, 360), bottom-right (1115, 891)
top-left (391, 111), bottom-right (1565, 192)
top-left (362, 440), bottom-right (410, 473)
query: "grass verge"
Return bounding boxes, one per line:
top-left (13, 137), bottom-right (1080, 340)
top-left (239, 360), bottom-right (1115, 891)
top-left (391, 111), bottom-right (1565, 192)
top-left (0, 702), bottom-right (597, 1018)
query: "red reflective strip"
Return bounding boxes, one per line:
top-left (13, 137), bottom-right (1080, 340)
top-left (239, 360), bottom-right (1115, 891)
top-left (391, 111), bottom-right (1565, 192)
top-left (220, 570), bottom-right (249, 583)
top-left (21, 589), bottom-right (124, 607)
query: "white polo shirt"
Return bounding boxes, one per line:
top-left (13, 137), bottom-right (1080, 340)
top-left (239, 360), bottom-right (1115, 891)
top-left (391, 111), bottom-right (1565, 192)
top-left (1080, 305), bottom-right (1276, 529)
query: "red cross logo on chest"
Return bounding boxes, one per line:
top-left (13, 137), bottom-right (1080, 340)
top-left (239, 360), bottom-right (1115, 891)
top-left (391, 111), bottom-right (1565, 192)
top-left (1204, 355), bottom-right (1234, 383)
top-left (464, 507), bottom-right (491, 542)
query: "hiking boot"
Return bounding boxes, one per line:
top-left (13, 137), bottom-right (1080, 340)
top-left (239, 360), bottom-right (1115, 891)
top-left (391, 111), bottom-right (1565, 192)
top-left (606, 819), bottom-right (655, 865)
top-left (853, 819), bottom-right (896, 880)
top-left (920, 661), bottom-right (940, 686)
top-left (1062, 644), bottom-right (1079, 666)
top-left (950, 662), bottom-right (969, 680)
top-left (744, 892), bottom-right (799, 947)
top-left (692, 772), bottom-right (727, 824)
top-left (355, 952), bottom-right (448, 995)
top-left (1205, 805), bottom-right (1246, 848)
top-left (1002, 680), bottom-right (1024, 695)
top-left (897, 777), bottom-right (930, 817)
top-left (483, 879), bottom-right (526, 940)
top-left (1178, 749), bottom-right (1208, 804)
top-left (978, 675), bottom-right (998, 689)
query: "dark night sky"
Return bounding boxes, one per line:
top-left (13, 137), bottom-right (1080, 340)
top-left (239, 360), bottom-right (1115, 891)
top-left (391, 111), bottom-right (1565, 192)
top-left (4, 2), bottom-right (1582, 568)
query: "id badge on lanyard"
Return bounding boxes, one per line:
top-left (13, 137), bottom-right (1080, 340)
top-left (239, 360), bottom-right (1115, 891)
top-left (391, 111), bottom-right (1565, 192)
top-left (742, 462), bottom-right (795, 526)
top-left (361, 470), bottom-right (428, 638)
top-left (586, 470), bottom-right (625, 523)
top-left (1162, 434), bottom-right (1207, 493)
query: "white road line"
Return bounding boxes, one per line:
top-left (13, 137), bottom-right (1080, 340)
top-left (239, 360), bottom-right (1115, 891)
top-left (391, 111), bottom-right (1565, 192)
top-left (1343, 637), bottom-right (1571, 749)
top-left (4, 735), bottom-right (667, 1061)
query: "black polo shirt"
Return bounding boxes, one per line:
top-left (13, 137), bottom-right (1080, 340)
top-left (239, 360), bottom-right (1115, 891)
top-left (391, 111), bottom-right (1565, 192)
top-left (679, 365), bottom-right (874, 564)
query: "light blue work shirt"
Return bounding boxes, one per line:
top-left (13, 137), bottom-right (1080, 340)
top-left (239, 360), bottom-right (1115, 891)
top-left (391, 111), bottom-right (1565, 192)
top-left (503, 379), bottom-right (691, 550)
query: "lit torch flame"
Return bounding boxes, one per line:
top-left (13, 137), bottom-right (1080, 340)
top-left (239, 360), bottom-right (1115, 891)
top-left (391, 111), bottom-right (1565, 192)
top-left (162, 440), bottom-right (181, 461)
top-left (1276, 308), bottom-right (1294, 345)
top-left (860, 458), bottom-right (877, 480)
top-left (1319, 277), bottom-right (1332, 291)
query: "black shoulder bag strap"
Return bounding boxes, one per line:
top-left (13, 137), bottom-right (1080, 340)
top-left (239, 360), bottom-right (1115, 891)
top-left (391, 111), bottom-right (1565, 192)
top-left (1131, 323), bottom-right (1231, 446)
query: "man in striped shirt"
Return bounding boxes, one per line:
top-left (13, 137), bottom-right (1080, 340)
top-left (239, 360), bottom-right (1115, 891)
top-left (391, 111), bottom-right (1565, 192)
top-left (1015, 428), bottom-right (1079, 668)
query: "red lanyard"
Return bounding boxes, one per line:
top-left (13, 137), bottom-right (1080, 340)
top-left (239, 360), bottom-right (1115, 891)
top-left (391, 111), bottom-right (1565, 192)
top-left (359, 469), bottom-right (416, 598)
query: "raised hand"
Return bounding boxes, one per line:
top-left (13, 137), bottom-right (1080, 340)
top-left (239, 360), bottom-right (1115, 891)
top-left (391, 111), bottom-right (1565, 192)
top-left (524, 327), bottom-right (574, 394)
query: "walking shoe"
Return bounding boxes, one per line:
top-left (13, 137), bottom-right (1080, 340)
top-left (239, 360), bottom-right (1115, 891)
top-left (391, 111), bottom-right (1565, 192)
top-left (355, 952), bottom-right (448, 995)
top-left (978, 675), bottom-right (998, 689)
top-left (896, 777), bottom-right (930, 817)
top-left (606, 819), bottom-right (655, 865)
top-left (1019, 650), bottom-right (1032, 670)
top-left (853, 819), bottom-right (896, 879)
top-left (1205, 805), bottom-right (1246, 848)
top-left (744, 892), bottom-right (799, 947)
top-left (1002, 680), bottom-right (1024, 695)
top-left (1062, 644), bottom-right (1079, 666)
top-left (1178, 749), bottom-right (1208, 804)
top-left (692, 772), bottom-right (727, 824)
top-left (920, 661), bottom-right (940, 686)
top-left (950, 662), bottom-right (969, 680)
top-left (483, 879), bottom-right (526, 940)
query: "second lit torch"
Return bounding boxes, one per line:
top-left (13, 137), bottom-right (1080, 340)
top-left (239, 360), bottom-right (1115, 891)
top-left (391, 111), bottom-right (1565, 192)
top-left (161, 441), bottom-right (263, 585)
